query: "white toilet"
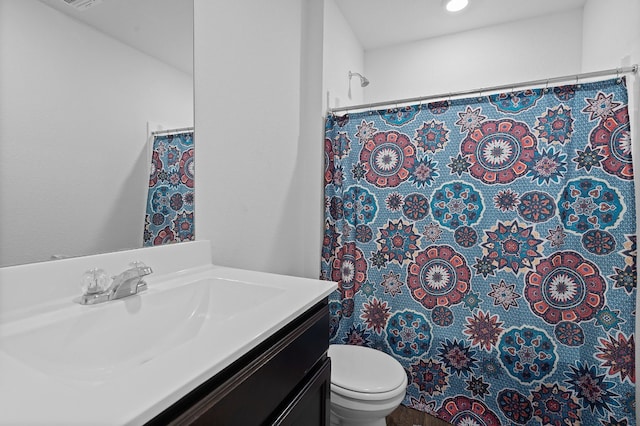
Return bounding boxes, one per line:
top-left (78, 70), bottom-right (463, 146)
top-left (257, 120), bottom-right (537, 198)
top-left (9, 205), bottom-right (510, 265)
top-left (328, 344), bottom-right (407, 426)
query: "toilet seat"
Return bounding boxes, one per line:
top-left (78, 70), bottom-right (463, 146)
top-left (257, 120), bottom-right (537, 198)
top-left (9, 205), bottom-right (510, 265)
top-left (330, 379), bottom-right (407, 401)
top-left (328, 344), bottom-right (407, 401)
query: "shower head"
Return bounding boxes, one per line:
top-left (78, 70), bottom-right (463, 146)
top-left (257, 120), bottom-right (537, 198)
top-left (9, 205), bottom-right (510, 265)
top-left (349, 71), bottom-right (370, 87)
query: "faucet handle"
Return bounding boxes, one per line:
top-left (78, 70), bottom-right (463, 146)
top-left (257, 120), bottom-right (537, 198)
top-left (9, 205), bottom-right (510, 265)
top-left (130, 261), bottom-right (153, 276)
top-left (81, 268), bottom-right (110, 295)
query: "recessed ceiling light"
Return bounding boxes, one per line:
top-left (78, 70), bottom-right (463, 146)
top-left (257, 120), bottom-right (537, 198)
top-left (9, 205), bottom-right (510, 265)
top-left (444, 0), bottom-right (469, 13)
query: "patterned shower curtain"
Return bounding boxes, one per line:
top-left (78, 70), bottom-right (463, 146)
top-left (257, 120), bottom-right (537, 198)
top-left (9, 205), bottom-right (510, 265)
top-left (144, 131), bottom-right (195, 246)
top-left (322, 78), bottom-right (636, 426)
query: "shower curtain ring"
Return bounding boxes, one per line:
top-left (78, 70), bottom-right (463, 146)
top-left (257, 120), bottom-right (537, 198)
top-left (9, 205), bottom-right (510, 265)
top-left (544, 79), bottom-right (550, 93)
top-left (616, 68), bottom-right (622, 83)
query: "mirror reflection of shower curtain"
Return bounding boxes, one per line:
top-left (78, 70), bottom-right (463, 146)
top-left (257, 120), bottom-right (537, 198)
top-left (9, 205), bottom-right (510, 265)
top-left (143, 131), bottom-right (194, 246)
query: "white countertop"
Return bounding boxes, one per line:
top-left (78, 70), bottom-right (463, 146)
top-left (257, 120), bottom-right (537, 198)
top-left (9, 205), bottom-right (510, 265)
top-left (0, 242), bottom-right (336, 425)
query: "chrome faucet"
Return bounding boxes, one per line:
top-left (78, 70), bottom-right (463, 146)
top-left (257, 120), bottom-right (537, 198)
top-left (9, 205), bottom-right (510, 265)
top-left (75, 261), bottom-right (153, 305)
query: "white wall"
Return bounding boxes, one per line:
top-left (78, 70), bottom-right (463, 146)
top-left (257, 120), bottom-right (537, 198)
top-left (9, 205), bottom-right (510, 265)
top-left (300, 0), bottom-right (327, 278)
top-left (0, 0), bottom-right (193, 266)
top-left (194, 0), bottom-right (325, 278)
top-left (364, 9), bottom-right (584, 104)
top-left (582, 0), bottom-right (640, 72)
top-left (323, 0), bottom-right (365, 109)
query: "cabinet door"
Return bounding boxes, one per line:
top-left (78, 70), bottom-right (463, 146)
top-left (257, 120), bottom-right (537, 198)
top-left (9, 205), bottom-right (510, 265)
top-left (271, 357), bottom-right (331, 426)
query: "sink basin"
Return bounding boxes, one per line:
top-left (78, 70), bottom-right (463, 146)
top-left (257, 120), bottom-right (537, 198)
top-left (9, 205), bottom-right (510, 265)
top-left (0, 278), bottom-right (284, 384)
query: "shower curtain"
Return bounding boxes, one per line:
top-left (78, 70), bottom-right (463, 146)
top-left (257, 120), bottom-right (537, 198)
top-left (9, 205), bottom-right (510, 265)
top-left (322, 78), bottom-right (636, 426)
top-left (144, 131), bottom-right (194, 246)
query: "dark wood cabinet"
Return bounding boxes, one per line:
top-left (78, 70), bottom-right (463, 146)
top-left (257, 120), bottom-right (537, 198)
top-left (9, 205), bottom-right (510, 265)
top-left (147, 298), bottom-right (331, 426)
top-left (271, 357), bottom-right (331, 426)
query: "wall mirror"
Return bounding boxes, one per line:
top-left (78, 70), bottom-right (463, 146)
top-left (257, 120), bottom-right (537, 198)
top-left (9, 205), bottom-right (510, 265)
top-left (0, 0), bottom-right (194, 267)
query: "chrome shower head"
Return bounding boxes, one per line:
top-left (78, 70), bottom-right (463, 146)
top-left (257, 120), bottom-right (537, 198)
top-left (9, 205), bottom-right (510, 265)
top-left (349, 71), bottom-right (370, 87)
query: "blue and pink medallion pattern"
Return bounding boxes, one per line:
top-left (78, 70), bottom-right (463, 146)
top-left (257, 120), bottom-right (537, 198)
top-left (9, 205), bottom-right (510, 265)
top-left (322, 78), bottom-right (636, 426)
top-left (144, 131), bottom-right (194, 246)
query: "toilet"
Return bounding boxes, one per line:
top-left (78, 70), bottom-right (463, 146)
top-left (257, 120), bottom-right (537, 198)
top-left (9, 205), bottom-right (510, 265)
top-left (328, 344), bottom-right (407, 426)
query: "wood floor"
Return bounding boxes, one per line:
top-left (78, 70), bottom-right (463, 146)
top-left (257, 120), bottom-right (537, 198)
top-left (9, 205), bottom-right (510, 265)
top-left (386, 405), bottom-right (451, 426)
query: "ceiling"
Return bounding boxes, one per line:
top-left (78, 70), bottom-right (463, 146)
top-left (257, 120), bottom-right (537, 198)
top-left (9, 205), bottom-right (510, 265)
top-left (335, 0), bottom-right (587, 50)
top-left (37, 0), bottom-right (587, 74)
top-left (38, 0), bottom-right (193, 75)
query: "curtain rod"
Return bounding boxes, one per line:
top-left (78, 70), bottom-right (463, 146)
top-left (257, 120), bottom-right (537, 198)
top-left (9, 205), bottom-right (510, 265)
top-left (151, 126), bottom-right (194, 136)
top-left (329, 64), bottom-right (638, 114)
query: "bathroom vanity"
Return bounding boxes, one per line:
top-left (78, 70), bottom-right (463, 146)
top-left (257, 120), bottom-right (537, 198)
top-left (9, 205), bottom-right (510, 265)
top-left (0, 241), bottom-right (336, 425)
top-left (149, 298), bottom-right (331, 425)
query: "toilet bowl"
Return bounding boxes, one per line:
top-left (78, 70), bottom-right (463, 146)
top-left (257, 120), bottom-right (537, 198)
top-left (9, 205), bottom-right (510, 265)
top-left (328, 344), bottom-right (407, 426)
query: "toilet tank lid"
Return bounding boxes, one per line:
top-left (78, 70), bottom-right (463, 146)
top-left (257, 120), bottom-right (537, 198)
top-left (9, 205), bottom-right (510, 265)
top-left (328, 344), bottom-right (406, 393)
